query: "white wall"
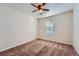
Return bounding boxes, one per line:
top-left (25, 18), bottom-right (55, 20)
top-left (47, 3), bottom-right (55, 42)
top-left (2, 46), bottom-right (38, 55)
top-left (38, 11), bottom-right (73, 45)
top-left (73, 4), bottom-right (79, 54)
top-left (0, 5), bottom-right (37, 51)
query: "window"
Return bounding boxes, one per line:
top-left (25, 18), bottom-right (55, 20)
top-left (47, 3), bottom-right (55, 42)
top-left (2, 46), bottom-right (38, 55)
top-left (46, 20), bottom-right (55, 36)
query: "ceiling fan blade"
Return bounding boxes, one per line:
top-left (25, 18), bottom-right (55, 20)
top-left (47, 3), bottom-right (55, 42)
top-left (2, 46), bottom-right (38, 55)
top-left (31, 3), bottom-right (37, 8)
top-left (42, 3), bottom-right (46, 6)
top-left (42, 9), bottom-right (49, 11)
top-left (32, 10), bottom-right (37, 12)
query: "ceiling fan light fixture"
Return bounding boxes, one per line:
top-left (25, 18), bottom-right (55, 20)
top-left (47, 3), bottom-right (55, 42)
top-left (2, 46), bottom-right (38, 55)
top-left (37, 10), bottom-right (43, 13)
top-left (31, 3), bottom-right (49, 14)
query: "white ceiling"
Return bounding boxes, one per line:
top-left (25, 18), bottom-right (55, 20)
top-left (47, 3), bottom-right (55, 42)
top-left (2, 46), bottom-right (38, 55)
top-left (1, 3), bottom-right (75, 18)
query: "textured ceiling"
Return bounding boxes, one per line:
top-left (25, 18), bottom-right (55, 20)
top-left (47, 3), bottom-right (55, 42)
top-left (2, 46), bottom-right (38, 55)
top-left (0, 3), bottom-right (75, 18)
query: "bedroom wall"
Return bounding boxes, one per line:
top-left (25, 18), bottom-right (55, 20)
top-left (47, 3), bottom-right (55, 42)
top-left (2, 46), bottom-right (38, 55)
top-left (0, 5), bottom-right (37, 51)
top-left (73, 4), bottom-right (79, 54)
top-left (38, 11), bottom-right (73, 45)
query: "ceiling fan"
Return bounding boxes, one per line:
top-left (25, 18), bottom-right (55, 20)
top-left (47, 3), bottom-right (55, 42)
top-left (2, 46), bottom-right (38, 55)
top-left (31, 3), bottom-right (49, 14)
